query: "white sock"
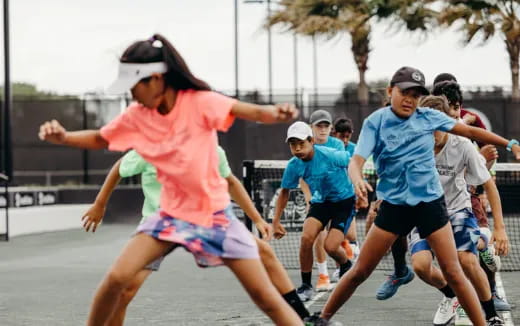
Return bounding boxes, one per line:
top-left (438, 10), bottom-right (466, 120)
top-left (317, 261), bottom-right (328, 276)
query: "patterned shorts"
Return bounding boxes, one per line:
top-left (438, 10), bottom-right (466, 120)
top-left (137, 205), bottom-right (259, 268)
top-left (408, 208), bottom-right (480, 256)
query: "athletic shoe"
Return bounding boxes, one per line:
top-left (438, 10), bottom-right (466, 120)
top-left (304, 312), bottom-right (344, 326)
top-left (454, 305), bottom-right (471, 326)
top-left (375, 266), bottom-right (415, 300)
top-left (316, 274), bottom-right (331, 292)
top-left (487, 316), bottom-right (505, 326)
top-left (297, 283), bottom-right (314, 302)
top-left (330, 268), bottom-right (340, 283)
top-left (480, 246), bottom-right (498, 272)
top-left (341, 240), bottom-right (354, 260)
top-left (492, 292), bottom-right (512, 311)
top-left (433, 296), bottom-right (458, 326)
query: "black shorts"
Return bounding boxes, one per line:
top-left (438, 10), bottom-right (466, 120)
top-left (307, 196), bottom-right (356, 233)
top-left (374, 196), bottom-right (449, 238)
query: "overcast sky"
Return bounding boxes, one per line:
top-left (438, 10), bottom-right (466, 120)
top-left (0, 0), bottom-right (512, 95)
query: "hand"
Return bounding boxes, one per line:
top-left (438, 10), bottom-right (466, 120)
top-left (81, 202), bottom-right (106, 232)
top-left (353, 180), bottom-right (373, 205)
top-left (273, 221), bottom-right (287, 239)
top-left (512, 144), bottom-right (520, 160)
top-left (480, 145), bottom-right (498, 163)
top-left (39, 120), bottom-right (67, 144)
top-left (491, 228), bottom-right (509, 256)
top-left (463, 113), bottom-right (476, 125)
top-left (263, 103), bottom-right (299, 123)
top-left (255, 220), bottom-right (273, 241)
top-left (355, 196), bottom-right (369, 210)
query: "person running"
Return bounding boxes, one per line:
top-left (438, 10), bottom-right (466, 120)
top-left (302, 110), bottom-right (349, 292)
top-left (408, 95), bottom-right (507, 326)
top-left (330, 117), bottom-right (361, 283)
top-left (39, 34), bottom-right (303, 326)
top-left (81, 146), bottom-right (313, 325)
top-left (272, 121), bottom-right (357, 303)
top-left (432, 75), bottom-right (511, 312)
top-left (316, 66), bottom-right (520, 326)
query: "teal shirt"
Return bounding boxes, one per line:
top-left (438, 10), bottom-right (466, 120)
top-left (119, 146), bottom-right (231, 223)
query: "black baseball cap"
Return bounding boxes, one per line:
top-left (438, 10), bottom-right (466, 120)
top-left (390, 66), bottom-right (429, 95)
top-left (309, 110), bottom-right (332, 125)
top-left (433, 73), bottom-right (457, 86)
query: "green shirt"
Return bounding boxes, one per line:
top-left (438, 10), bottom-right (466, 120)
top-left (119, 147), bottom-right (231, 223)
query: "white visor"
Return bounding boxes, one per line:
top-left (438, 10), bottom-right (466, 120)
top-left (107, 62), bottom-right (168, 94)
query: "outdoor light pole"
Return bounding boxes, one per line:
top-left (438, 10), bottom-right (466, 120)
top-left (234, 0), bottom-right (239, 99)
top-left (293, 33), bottom-right (298, 106)
top-left (244, 0), bottom-right (274, 103)
top-left (2, 0), bottom-right (12, 241)
top-left (312, 34), bottom-right (318, 108)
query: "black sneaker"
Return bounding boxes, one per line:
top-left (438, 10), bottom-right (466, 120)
top-left (487, 316), bottom-right (505, 326)
top-left (304, 312), bottom-right (343, 326)
top-left (296, 283), bottom-right (314, 302)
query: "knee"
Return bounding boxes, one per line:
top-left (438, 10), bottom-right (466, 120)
top-left (257, 240), bottom-right (276, 265)
top-left (412, 260), bottom-right (431, 280)
top-left (458, 252), bottom-right (479, 274)
top-left (349, 266), bottom-right (370, 285)
top-left (300, 233), bottom-right (315, 250)
top-left (106, 268), bottom-right (133, 290)
top-left (324, 241), bottom-right (339, 256)
top-left (441, 264), bottom-right (465, 286)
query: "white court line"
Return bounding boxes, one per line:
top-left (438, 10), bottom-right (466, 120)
top-left (496, 272), bottom-right (515, 326)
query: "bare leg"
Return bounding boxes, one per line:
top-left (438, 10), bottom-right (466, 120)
top-left (256, 238), bottom-right (293, 294)
top-left (411, 251), bottom-right (446, 289)
top-left (300, 218), bottom-right (323, 274)
top-left (458, 251), bottom-right (492, 301)
top-left (107, 269), bottom-right (152, 326)
top-left (426, 224), bottom-right (486, 326)
top-left (224, 258), bottom-right (303, 326)
top-left (314, 230), bottom-right (328, 267)
top-left (321, 225), bottom-right (398, 319)
top-left (346, 219), bottom-right (357, 243)
top-left (87, 233), bottom-right (173, 326)
top-left (324, 229), bottom-right (348, 265)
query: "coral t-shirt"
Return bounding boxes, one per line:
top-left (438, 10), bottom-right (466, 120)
top-left (100, 90), bottom-right (236, 227)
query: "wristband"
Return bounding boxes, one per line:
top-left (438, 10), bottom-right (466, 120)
top-left (506, 139), bottom-right (519, 152)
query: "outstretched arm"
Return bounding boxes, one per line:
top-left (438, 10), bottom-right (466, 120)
top-left (231, 101), bottom-right (299, 124)
top-left (226, 173), bottom-right (273, 240)
top-left (272, 188), bottom-right (290, 239)
top-left (81, 159), bottom-right (122, 232)
top-left (450, 123), bottom-right (520, 159)
top-left (39, 120), bottom-right (108, 149)
top-left (482, 179), bottom-right (509, 256)
top-left (348, 155), bottom-right (373, 207)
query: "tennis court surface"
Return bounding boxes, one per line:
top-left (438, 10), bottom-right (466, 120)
top-left (0, 224), bottom-right (517, 325)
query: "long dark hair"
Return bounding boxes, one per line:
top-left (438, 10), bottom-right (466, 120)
top-left (120, 34), bottom-right (211, 91)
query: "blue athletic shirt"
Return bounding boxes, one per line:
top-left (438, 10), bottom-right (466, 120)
top-left (318, 136), bottom-right (344, 151)
top-left (354, 106), bottom-right (457, 206)
top-left (345, 141), bottom-right (356, 156)
top-left (281, 146), bottom-right (355, 203)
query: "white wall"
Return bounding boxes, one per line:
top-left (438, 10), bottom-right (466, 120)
top-left (0, 204), bottom-right (90, 238)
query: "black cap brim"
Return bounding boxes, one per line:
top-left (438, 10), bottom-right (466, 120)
top-left (394, 82), bottom-right (430, 95)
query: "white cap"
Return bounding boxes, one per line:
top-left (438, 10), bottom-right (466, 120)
top-left (286, 121), bottom-right (313, 142)
top-left (107, 62), bottom-right (168, 94)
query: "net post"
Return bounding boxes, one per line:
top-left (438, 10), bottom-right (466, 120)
top-left (0, 173), bottom-right (8, 241)
top-left (242, 160), bottom-right (255, 232)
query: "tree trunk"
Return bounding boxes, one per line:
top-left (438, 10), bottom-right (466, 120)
top-left (357, 68), bottom-right (369, 106)
top-left (506, 38), bottom-right (520, 101)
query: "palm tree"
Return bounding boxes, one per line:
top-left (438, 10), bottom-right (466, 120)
top-left (267, 0), bottom-right (437, 105)
top-left (438, 0), bottom-right (520, 100)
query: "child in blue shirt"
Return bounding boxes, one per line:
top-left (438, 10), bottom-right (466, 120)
top-left (272, 121), bottom-right (357, 303)
top-left (317, 66), bottom-right (520, 326)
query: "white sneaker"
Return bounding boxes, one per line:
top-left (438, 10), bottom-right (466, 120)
top-left (433, 296), bottom-right (458, 326)
top-left (454, 304), bottom-right (472, 326)
top-left (330, 268), bottom-right (340, 283)
top-left (351, 243), bottom-right (360, 262)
